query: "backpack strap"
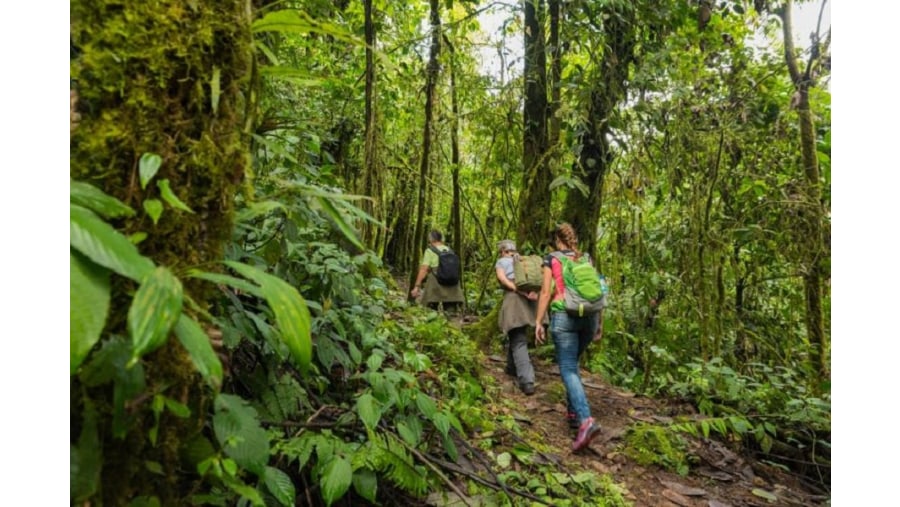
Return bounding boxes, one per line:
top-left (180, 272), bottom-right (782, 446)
top-left (428, 245), bottom-right (441, 256)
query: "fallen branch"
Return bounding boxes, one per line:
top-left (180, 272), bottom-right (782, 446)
top-left (397, 436), bottom-right (474, 507)
top-left (427, 453), bottom-right (553, 506)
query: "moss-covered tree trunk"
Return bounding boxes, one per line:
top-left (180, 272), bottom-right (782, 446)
top-left (562, 6), bottom-right (635, 259)
top-left (517, 0), bottom-right (550, 249)
top-left (70, 0), bottom-right (252, 503)
top-left (779, 0), bottom-right (829, 381)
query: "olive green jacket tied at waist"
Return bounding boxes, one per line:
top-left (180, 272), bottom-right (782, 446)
top-left (420, 273), bottom-right (465, 306)
top-left (498, 290), bottom-right (546, 335)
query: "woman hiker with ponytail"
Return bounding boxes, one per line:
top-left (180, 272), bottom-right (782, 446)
top-left (534, 222), bottom-right (603, 452)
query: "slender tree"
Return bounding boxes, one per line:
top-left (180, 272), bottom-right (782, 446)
top-left (778, 0), bottom-right (830, 379)
top-left (445, 34), bottom-right (463, 256)
top-left (408, 0), bottom-right (443, 299)
top-left (362, 0), bottom-right (384, 251)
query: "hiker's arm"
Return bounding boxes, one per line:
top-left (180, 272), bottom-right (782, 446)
top-left (496, 267), bottom-right (517, 292)
top-left (594, 309), bottom-right (604, 342)
top-left (534, 266), bottom-right (553, 344)
top-left (410, 264), bottom-right (430, 298)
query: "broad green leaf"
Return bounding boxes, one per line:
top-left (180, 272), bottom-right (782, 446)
top-left (320, 457), bottom-right (352, 506)
top-left (415, 393), bottom-right (437, 420)
top-left (164, 397), bottom-right (191, 418)
top-left (396, 422), bottom-right (420, 447)
top-left (352, 468), bottom-right (377, 503)
top-left (71, 251), bottom-right (110, 374)
top-left (223, 477), bottom-right (265, 506)
top-left (210, 67), bottom-right (221, 115)
top-left (173, 315), bottom-right (224, 389)
top-left (70, 204), bottom-right (155, 281)
top-left (222, 458), bottom-right (238, 476)
top-left (186, 269), bottom-right (264, 298)
top-left (315, 196), bottom-right (364, 251)
top-left (252, 10), bottom-right (363, 46)
top-left (129, 232), bottom-right (148, 245)
top-left (127, 266), bottom-right (183, 364)
top-left (143, 199), bottom-right (164, 225)
top-left (139, 153), bottom-right (162, 189)
top-left (214, 394), bottom-right (270, 476)
top-left (224, 261), bottom-right (312, 373)
top-left (157, 179), bottom-right (194, 213)
top-left (144, 461), bottom-right (164, 475)
top-left (432, 412), bottom-right (450, 438)
top-left (70, 180), bottom-right (135, 218)
top-left (264, 466), bottom-right (296, 506)
top-left (235, 199), bottom-right (288, 223)
top-left (356, 394), bottom-right (381, 431)
top-left (79, 335), bottom-right (130, 387)
top-left (366, 350), bottom-right (385, 371)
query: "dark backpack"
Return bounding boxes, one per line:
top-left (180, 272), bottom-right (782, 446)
top-left (429, 245), bottom-right (461, 286)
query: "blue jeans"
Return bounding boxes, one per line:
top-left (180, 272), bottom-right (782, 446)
top-left (550, 312), bottom-right (598, 424)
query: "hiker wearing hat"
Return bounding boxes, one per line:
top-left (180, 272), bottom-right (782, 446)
top-left (495, 239), bottom-right (540, 395)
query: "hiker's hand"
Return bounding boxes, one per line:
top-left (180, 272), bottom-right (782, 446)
top-left (411, 286), bottom-right (421, 298)
top-left (535, 324), bottom-right (546, 344)
top-left (525, 291), bottom-right (538, 301)
top-left (593, 326), bottom-right (603, 343)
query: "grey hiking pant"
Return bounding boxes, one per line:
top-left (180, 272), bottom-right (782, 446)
top-left (506, 326), bottom-right (535, 387)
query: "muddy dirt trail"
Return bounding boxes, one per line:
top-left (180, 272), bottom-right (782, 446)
top-left (481, 348), bottom-right (829, 507)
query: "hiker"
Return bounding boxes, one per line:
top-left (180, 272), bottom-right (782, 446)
top-left (410, 229), bottom-right (465, 312)
top-left (495, 240), bottom-right (539, 395)
top-left (534, 222), bottom-right (603, 452)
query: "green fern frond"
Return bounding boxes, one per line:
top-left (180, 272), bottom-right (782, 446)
top-left (366, 432), bottom-right (430, 496)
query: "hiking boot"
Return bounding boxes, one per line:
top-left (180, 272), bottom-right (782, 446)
top-left (566, 411), bottom-right (579, 429)
top-left (521, 383), bottom-right (535, 396)
top-left (572, 417), bottom-right (601, 452)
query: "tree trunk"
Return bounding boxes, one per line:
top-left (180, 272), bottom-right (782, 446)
top-left (70, 0), bottom-right (252, 503)
top-left (562, 7), bottom-right (634, 259)
top-left (548, 0), bottom-right (562, 148)
top-left (780, 0), bottom-right (829, 380)
top-left (517, 0), bottom-right (551, 249)
top-left (362, 0), bottom-right (382, 249)
top-left (445, 35), bottom-right (463, 256)
top-left (408, 0), bottom-right (442, 299)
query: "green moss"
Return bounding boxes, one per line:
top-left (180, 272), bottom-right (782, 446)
top-left (70, 0), bottom-right (253, 504)
top-left (71, 0), bottom-right (252, 287)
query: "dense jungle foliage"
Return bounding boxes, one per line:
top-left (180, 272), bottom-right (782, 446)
top-left (69, 0), bottom-right (830, 505)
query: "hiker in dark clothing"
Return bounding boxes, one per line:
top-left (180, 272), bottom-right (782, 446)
top-left (495, 239), bottom-right (539, 395)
